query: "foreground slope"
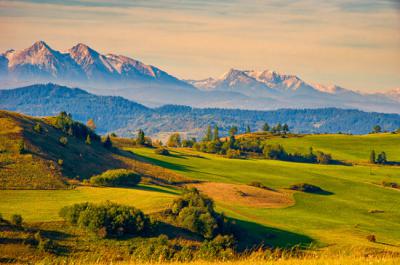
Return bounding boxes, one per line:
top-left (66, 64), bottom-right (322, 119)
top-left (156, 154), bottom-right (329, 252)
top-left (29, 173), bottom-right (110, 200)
top-left (0, 110), bottom-right (187, 189)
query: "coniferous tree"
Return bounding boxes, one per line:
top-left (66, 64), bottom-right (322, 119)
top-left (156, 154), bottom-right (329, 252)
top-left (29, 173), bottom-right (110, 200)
top-left (283, 124), bottom-right (289, 134)
top-left (246, 125), bottom-right (251, 133)
top-left (103, 135), bottom-right (112, 149)
top-left (213, 125), bottom-right (219, 142)
top-left (137, 129), bottom-right (145, 145)
top-left (276, 123), bottom-right (282, 133)
top-left (369, 150), bottom-right (376, 164)
top-left (85, 135), bottom-right (91, 145)
top-left (204, 125), bottom-right (212, 142)
top-left (262, 123), bottom-right (270, 132)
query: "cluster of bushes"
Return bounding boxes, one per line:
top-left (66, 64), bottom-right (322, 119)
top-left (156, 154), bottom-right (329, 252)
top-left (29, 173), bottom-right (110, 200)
top-left (59, 201), bottom-right (151, 238)
top-left (154, 147), bottom-right (170, 155)
top-left (263, 145), bottom-right (333, 164)
top-left (129, 234), bottom-right (236, 262)
top-left (89, 169), bottom-right (141, 187)
top-left (165, 188), bottom-right (232, 239)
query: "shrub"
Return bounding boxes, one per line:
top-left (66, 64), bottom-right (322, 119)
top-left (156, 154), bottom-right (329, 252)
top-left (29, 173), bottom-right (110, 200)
top-left (366, 234), bottom-right (376, 242)
top-left (59, 201), bottom-right (151, 238)
top-left (90, 169), bottom-right (141, 187)
top-left (11, 214), bottom-right (23, 226)
top-left (248, 181), bottom-right (271, 190)
top-left (57, 159), bottom-right (64, 166)
top-left (315, 151), bottom-right (332, 164)
top-left (129, 235), bottom-right (177, 262)
top-left (59, 136), bottom-right (68, 146)
top-left (169, 188), bottom-right (232, 239)
top-left (290, 183), bottom-right (323, 193)
top-left (155, 148), bottom-right (170, 156)
top-left (18, 139), bottom-right (25, 154)
top-left (33, 123), bottom-right (42, 133)
top-left (226, 149), bottom-right (240, 159)
top-left (382, 181), bottom-right (398, 189)
top-left (197, 235), bottom-right (236, 260)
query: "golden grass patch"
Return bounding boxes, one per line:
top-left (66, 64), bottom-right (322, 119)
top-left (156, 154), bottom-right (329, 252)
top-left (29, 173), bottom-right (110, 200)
top-left (190, 182), bottom-right (294, 208)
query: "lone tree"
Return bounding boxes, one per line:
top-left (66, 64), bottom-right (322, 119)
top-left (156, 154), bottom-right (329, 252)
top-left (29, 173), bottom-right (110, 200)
top-left (103, 135), bottom-right (112, 149)
top-left (372, 125), bottom-right (381, 133)
top-left (213, 125), bottom-right (219, 142)
top-left (137, 129), bottom-right (145, 145)
top-left (86, 118), bottom-right (96, 131)
top-left (369, 150), bottom-right (376, 164)
top-left (262, 123), bottom-right (270, 132)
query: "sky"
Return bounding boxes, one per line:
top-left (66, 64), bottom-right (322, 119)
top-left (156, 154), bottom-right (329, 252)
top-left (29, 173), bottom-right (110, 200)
top-left (0, 0), bottom-right (399, 92)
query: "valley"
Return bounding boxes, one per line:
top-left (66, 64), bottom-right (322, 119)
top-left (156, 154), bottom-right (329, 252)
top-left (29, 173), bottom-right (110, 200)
top-left (0, 110), bottom-right (399, 264)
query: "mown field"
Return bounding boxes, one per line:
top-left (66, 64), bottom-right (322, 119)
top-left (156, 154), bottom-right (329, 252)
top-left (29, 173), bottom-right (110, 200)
top-left (126, 133), bottom-right (400, 251)
top-left (0, 185), bottom-right (178, 222)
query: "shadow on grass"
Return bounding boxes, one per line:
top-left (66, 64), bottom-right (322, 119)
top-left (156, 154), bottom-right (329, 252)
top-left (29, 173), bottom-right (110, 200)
top-left (131, 152), bottom-right (192, 172)
top-left (231, 218), bottom-right (314, 251)
top-left (134, 185), bottom-right (180, 195)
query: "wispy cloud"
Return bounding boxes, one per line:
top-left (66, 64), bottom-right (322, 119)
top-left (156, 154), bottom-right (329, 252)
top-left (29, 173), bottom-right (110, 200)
top-left (0, 0), bottom-right (399, 92)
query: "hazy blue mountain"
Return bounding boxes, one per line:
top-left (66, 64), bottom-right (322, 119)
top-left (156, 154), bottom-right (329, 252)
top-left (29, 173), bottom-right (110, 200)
top-left (1, 84), bottom-right (399, 138)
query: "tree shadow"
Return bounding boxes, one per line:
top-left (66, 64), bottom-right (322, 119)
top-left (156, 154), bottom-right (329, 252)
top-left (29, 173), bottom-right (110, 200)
top-left (131, 152), bottom-right (192, 172)
top-left (133, 185), bottom-right (180, 195)
top-left (230, 218), bottom-right (314, 251)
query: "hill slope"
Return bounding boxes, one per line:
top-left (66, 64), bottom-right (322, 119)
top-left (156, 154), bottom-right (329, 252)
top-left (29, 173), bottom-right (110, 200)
top-left (0, 110), bottom-right (188, 189)
top-left (1, 84), bottom-right (400, 137)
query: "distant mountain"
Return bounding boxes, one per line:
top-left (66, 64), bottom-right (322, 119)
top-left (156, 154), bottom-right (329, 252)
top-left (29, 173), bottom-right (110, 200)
top-left (187, 68), bottom-right (400, 113)
top-left (1, 41), bottom-right (398, 113)
top-left (1, 84), bottom-right (399, 137)
top-left (1, 40), bottom-right (192, 91)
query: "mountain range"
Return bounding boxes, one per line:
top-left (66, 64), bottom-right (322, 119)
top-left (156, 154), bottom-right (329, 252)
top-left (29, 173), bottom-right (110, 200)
top-left (1, 41), bottom-right (399, 113)
top-left (1, 84), bottom-right (399, 138)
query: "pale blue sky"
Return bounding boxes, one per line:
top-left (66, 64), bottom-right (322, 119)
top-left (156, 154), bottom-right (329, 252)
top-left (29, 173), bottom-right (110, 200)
top-left (1, 0), bottom-right (399, 92)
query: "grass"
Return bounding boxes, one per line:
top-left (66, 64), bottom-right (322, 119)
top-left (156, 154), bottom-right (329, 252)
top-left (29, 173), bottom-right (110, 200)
top-left (129, 145), bottom-right (400, 250)
top-left (0, 184), bottom-right (178, 222)
top-left (265, 133), bottom-right (400, 163)
top-left (37, 257), bottom-right (400, 265)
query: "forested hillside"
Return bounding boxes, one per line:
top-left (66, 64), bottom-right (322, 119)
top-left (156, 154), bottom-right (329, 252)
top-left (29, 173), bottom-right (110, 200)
top-left (1, 84), bottom-right (399, 137)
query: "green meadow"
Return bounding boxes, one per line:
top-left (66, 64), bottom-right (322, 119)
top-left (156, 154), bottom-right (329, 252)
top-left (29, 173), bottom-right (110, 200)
top-left (0, 185), bottom-right (178, 222)
top-left (127, 134), bottom-right (400, 250)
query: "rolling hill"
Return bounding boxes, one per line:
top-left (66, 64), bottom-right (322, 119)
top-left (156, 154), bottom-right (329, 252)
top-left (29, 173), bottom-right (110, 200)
top-left (1, 84), bottom-right (400, 138)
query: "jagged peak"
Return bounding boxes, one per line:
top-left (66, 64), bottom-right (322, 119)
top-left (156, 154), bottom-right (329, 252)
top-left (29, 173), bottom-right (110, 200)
top-left (69, 43), bottom-right (99, 57)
